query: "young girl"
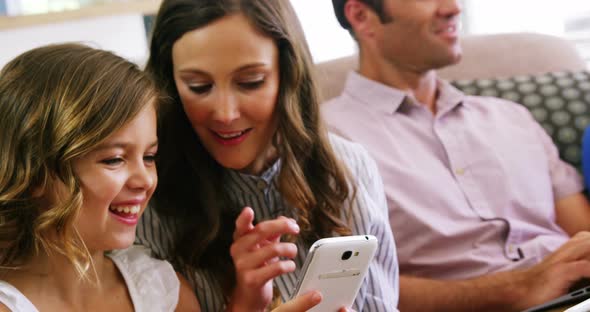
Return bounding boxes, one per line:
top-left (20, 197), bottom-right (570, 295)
top-left (0, 43), bottom-right (197, 311)
top-left (137, 0), bottom-right (399, 311)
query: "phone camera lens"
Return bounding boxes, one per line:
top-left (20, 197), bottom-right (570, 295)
top-left (341, 250), bottom-right (352, 260)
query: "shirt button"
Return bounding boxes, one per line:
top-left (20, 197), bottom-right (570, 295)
top-left (455, 168), bottom-right (465, 175)
top-left (257, 180), bottom-right (267, 190)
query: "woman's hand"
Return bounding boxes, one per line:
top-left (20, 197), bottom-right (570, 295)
top-left (227, 207), bottom-right (301, 312)
top-left (271, 291), bottom-right (355, 312)
top-left (271, 291), bottom-right (322, 311)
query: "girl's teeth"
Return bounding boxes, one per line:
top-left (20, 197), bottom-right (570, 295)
top-left (109, 205), bottom-right (140, 214)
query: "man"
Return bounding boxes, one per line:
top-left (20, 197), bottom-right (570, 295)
top-left (323, 0), bottom-right (590, 311)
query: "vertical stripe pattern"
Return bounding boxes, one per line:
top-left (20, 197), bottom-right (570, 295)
top-left (136, 133), bottom-right (399, 311)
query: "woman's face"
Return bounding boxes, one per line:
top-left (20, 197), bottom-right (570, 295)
top-left (172, 13), bottom-right (280, 175)
top-left (72, 103), bottom-right (158, 252)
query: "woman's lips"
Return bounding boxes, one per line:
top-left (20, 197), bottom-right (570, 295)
top-left (211, 128), bottom-right (253, 146)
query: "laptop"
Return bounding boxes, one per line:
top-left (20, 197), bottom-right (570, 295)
top-left (523, 282), bottom-right (590, 312)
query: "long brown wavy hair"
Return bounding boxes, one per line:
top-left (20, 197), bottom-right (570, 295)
top-left (147, 0), bottom-right (354, 298)
top-left (0, 43), bottom-right (157, 279)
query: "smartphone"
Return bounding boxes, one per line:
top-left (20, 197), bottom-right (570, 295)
top-left (565, 297), bottom-right (590, 312)
top-left (291, 235), bottom-right (378, 311)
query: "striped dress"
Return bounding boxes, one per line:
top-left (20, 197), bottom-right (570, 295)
top-left (136, 134), bottom-right (399, 311)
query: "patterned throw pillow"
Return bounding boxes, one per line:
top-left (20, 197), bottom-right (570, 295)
top-left (451, 71), bottom-right (590, 171)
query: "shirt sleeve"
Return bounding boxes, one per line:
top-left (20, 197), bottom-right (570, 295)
top-left (342, 139), bottom-right (400, 312)
top-left (0, 281), bottom-right (39, 312)
top-left (520, 105), bottom-right (585, 200)
top-left (110, 246), bottom-right (180, 312)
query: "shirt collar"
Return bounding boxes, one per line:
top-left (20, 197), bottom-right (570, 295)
top-left (342, 71), bottom-right (407, 114)
top-left (436, 79), bottom-right (466, 116)
top-left (342, 71), bottom-right (465, 115)
top-left (224, 158), bottom-right (281, 195)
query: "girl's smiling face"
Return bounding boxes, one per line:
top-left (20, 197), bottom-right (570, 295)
top-left (72, 103), bottom-right (158, 251)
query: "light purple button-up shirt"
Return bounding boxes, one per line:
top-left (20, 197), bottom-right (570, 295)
top-left (322, 71), bottom-right (584, 280)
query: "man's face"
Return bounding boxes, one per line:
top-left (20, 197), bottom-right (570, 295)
top-left (372, 0), bottom-right (463, 72)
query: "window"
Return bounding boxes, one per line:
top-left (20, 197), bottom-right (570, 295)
top-left (290, 0), bottom-right (355, 63)
top-left (462, 0), bottom-right (590, 66)
top-left (4, 0), bottom-right (110, 15)
top-left (291, 0), bottom-right (590, 66)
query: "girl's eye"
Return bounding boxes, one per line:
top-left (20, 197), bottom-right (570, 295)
top-left (144, 154), bottom-right (157, 164)
top-left (188, 83), bottom-right (212, 94)
top-left (101, 157), bottom-right (123, 166)
top-left (238, 79), bottom-right (265, 90)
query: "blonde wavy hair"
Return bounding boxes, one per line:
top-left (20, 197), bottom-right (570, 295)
top-left (0, 43), bottom-right (157, 279)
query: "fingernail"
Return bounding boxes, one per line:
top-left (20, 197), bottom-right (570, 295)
top-left (311, 291), bottom-right (322, 302)
top-left (290, 220), bottom-right (299, 232)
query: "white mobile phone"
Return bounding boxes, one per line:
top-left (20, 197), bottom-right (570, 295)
top-left (291, 235), bottom-right (378, 311)
top-left (565, 297), bottom-right (590, 312)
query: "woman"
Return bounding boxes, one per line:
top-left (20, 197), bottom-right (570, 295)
top-left (137, 0), bottom-right (399, 311)
top-left (0, 43), bottom-right (197, 311)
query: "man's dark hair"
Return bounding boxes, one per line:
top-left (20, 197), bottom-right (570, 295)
top-left (332, 0), bottom-right (387, 30)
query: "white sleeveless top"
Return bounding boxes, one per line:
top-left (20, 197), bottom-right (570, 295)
top-left (0, 246), bottom-right (179, 312)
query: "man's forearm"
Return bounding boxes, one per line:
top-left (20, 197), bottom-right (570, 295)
top-left (399, 271), bottom-right (529, 312)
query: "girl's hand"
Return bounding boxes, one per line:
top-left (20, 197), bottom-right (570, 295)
top-left (228, 207), bottom-right (300, 312)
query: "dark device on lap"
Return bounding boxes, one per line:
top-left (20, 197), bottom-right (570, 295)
top-left (523, 279), bottom-right (590, 312)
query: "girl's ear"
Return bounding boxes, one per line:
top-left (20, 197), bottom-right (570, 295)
top-left (31, 174), bottom-right (67, 209)
top-left (30, 172), bottom-right (50, 198)
top-left (31, 183), bottom-right (46, 198)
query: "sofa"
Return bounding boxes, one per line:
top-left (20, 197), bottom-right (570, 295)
top-left (315, 32), bottom-right (590, 171)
